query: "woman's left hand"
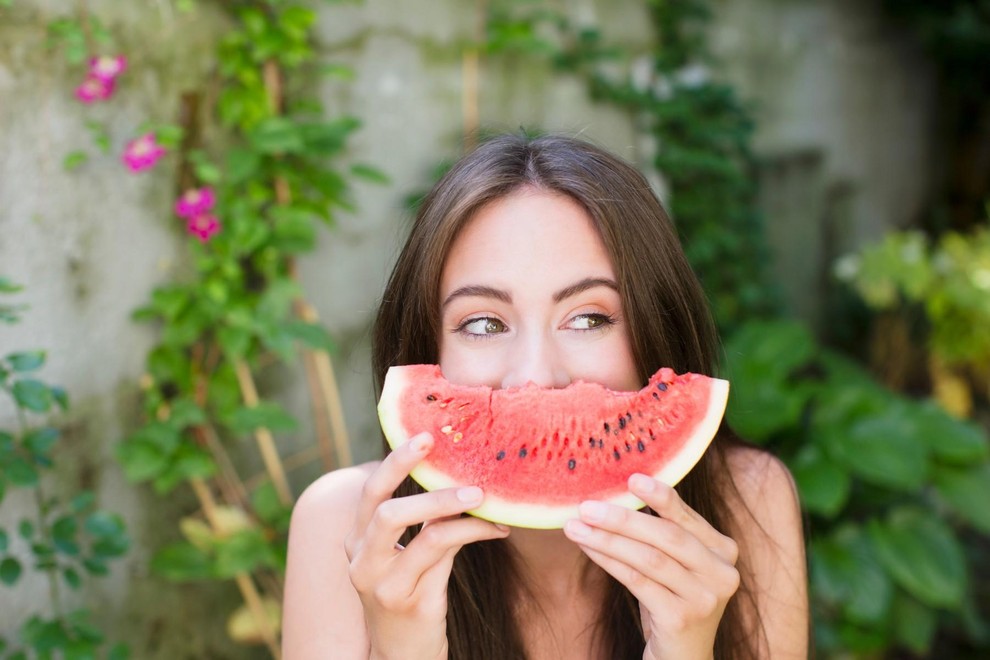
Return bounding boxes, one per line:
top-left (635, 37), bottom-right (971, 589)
top-left (563, 473), bottom-right (740, 660)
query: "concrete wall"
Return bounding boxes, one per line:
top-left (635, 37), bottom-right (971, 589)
top-left (0, 0), bottom-right (935, 655)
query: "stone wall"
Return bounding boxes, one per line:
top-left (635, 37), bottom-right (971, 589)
top-left (0, 0), bottom-right (935, 655)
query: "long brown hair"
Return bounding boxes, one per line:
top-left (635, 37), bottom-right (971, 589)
top-left (372, 134), bottom-right (764, 659)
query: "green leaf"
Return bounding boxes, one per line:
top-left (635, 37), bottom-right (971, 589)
top-left (217, 325), bottom-right (252, 359)
top-left (24, 427), bottom-right (59, 459)
top-left (164, 399), bottom-right (207, 430)
top-left (0, 528), bottom-right (7, 551)
top-left (50, 386), bottom-right (69, 411)
top-left (214, 529), bottom-right (277, 577)
top-left (0, 557), bottom-right (21, 585)
top-left (108, 642), bottom-right (130, 660)
top-left (249, 117), bottom-right (304, 154)
top-left (12, 379), bottom-right (53, 412)
top-left (891, 592), bottom-right (938, 655)
top-left (0, 277), bottom-right (22, 293)
top-left (933, 463), bottom-right (990, 533)
top-left (6, 351), bottom-right (46, 372)
top-left (824, 409), bottom-right (929, 491)
top-left (62, 567), bottom-right (82, 590)
top-left (790, 445), bottom-right (850, 517)
top-left (810, 524), bottom-right (893, 624)
top-left (226, 148), bottom-right (261, 184)
top-left (6, 457), bottom-right (39, 487)
top-left (271, 206), bottom-right (317, 253)
top-left (151, 541), bottom-right (214, 581)
top-left (868, 507), bottom-right (966, 608)
top-left (18, 519), bottom-right (33, 540)
top-left (251, 481), bottom-right (291, 531)
top-left (152, 445), bottom-right (215, 494)
top-left (283, 321), bottom-right (336, 353)
top-left (52, 515), bottom-right (80, 556)
top-left (116, 439), bottom-right (168, 483)
top-left (63, 150), bottom-right (89, 171)
top-left (350, 163), bottom-right (390, 184)
top-left (70, 491), bottom-right (95, 513)
top-left (915, 401), bottom-right (989, 464)
top-left (224, 402), bottom-right (298, 435)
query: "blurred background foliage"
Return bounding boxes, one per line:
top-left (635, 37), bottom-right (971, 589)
top-left (1, 0), bottom-right (989, 658)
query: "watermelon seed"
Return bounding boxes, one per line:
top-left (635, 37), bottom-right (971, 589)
top-left (657, 383), bottom-right (668, 391)
top-left (624, 442), bottom-right (631, 452)
top-left (457, 403), bottom-right (470, 410)
top-left (568, 459), bottom-right (576, 470)
top-left (637, 440), bottom-right (646, 452)
top-left (519, 447), bottom-right (528, 458)
top-left (612, 449), bottom-right (621, 461)
top-left (626, 412), bottom-right (633, 422)
top-left (426, 394), bottom-right (437, 401)
top-left (453, 432), bottom-right (463, 443)
top-left (603, 422), bottom-right (610, 433)
top-left (618, 416), bottom-right (626, 430)
top-left (496, 450), bottom-right (506, 460)
top-left (441, 425), bottom-right (453, 434)
top-left (652, 392), bottom-right (659, 400)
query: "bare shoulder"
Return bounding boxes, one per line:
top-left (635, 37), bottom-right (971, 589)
top-left (281, 461), bottom-right (380, 659)
top-left (724, 445), bottom-right (809, 658)
top-left (293, 460), bottom-right (380, 521)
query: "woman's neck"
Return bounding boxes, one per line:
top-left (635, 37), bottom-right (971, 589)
top-left (506, 527), bottom-right (604, 602)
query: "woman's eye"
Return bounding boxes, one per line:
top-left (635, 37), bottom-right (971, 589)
top-left (568, 313), bottom-right (614, 330)
top-left (460, 317), bottom-right (507, 335)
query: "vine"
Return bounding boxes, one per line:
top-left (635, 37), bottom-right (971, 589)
top-left (0, 278), bottom-right (130, 659)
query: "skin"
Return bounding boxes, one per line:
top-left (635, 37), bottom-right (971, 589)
top-left (281, 188), bottom-right (809, 659)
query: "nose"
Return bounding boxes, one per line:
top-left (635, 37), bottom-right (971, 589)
top-left (500, 331), bottom-right (570, 390)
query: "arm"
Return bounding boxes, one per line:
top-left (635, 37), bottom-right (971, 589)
top-left (727, 448), bottom-right (809, 659)
top-left (282, 463), bottom-right (377, 659)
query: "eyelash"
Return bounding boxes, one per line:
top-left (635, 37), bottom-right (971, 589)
top-left (453, 313), bottom-right (617, 340)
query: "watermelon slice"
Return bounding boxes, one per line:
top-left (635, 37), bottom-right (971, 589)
top-left (378, 365), bottom-right (729, 529)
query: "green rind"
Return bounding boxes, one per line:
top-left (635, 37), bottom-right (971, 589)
top-left (379, 367), bottom-right (730, 529)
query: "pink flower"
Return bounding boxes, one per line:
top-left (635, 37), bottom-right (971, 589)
top-left (122, 133), bottom-right (166, 172)
top-left (174, 187), bottom-right (216, 218)
top-left (186, 214), bottom-right (220, 243)
top-left (88, 55), bottom-right (127, 82)
top-left (75, 76), bottom-right (115, 103)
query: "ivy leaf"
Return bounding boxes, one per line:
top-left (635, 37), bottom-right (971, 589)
top-left (933, 463), bottom-right (990, 533)
top-left (224, 402), bottom-right (298, 435)
top-left (0, 557), bottom-right (22, 586)
top-left (868, 507), bottom-right (966, 608)
top-left (151, 541), bottom-right (214, 581)
top-left (12, 379), bottom-right (53, 412)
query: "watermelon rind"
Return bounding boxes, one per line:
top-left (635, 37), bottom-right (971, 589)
top-left (377, 366), bottom-right (729, 530)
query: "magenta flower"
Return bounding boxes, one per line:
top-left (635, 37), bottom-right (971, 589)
top-left (75, 76), bottom-right (115, 103)
top-left (174, 187), bottom-right (216, 218)
top-left (122, 133), bottom-right (166, 172)
top-left (187, 214), bottom-right (221, 243)
top-left (88, 55), bottom-right (127, 82)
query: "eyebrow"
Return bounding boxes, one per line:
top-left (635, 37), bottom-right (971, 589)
top-left (441, 277), bottom-right (619, 310)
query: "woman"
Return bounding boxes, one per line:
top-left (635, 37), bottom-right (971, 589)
top-left (282, 134), bottom-right (808, 659)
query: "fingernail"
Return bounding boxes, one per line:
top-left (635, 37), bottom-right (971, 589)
top-left (457, 486), bottom-right (483, 504)
top-left (630, 473), bottom-right (655, 493)
top-left (494, 523), bottom-right (510, 533)
top-left (565, 519), bottom-right (592, 538)
top-left (410, 434), bottom-right (430, 453)
top-left (579, 500), bottom-right (607, 522)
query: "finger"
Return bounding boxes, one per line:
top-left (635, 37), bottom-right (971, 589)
top-left (564, 518), bottom-right (698, 598)
top-left (573, 539), bottom-right (679, 612)
top-left (362, 485), bottom-right (488, 557)
top-left (572, 500), bottom-right (717, 574)
top-left (354, 432), bottom-right (433, 534)
top-left (396, 517), bottom-right (509, 598)
top-left (630, 474), bottom-right (739, 564)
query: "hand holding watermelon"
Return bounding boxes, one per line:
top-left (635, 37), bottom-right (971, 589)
top-left (343, 431), bottom-right (509, 660)
top-left (563, 472), bottom-right (740, 659)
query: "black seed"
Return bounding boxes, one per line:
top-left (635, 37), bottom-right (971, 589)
top-left (613, 449), bottom-right (621, 461)
top-left (637, 440), bottom-right (646, 452)
top-left (426, 394), bottom-right (437, 401)
top-left (652, 392), bottom-right (659, 400)
top-left (626, 413), bottom-right (633, 423)
top-left (658, 382), bottom-right (668, 391)
top-left (618, 416), bottom-right (626, 430)
top-left (568, 459), bottom-right (576, 470)
top-left (519, 447), bottom-right (528, 458)
top-left (496, 450), bottom-right (505, 460)
top-left (588, 436), bottom-right (595, 447)
top-left (603, 422), bottom-right (610, 433)
top-left (624, 442), bottom-right (631, 452)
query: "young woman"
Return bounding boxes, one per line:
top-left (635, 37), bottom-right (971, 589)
top-left (282, 134), bottom-right (808, 659)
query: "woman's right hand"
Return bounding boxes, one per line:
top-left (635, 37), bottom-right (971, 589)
top-left (344, 431), bottom-right (510, 660)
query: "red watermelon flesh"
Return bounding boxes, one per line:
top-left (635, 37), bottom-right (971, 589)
top-left (378, 365), bottom-right (729, 529)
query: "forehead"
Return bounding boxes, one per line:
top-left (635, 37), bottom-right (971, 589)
top-left (440, 189), bottom-right (615, 291)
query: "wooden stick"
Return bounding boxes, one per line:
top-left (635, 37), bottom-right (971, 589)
top-left (233, 359), bottom-right (293, 505)
top-left (190, 478), bottom-right (281, 659)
